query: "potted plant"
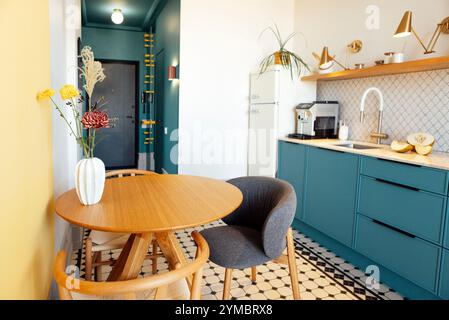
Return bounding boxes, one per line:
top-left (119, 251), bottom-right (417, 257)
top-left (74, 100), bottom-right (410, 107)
top-left (37, 46), bottom-right (110, 206)
top-left (259, 25), bottom-right (310, 79)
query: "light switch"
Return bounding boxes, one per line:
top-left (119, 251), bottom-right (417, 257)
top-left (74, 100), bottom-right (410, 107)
top-left (164, 127), bottom-right (168, 135)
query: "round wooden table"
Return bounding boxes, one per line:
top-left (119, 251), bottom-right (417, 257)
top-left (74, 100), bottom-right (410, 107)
top-left (55, 175), bottom-right (243, 282)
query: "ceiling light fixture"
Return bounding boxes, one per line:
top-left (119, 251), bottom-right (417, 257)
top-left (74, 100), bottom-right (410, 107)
top-left (111, 9), bottom-right (124, 25)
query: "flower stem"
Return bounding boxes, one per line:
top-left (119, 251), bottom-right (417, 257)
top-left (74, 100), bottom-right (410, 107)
top-left (50, 97), bottom-right (78, 139)
top-left (91, 129), bottom-right (96, 158)
top-left (50, 97), bottom-right (90, 158)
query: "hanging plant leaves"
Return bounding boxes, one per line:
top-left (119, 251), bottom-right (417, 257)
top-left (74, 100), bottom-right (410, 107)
top-left (258, 24), bottom-right (309, 79)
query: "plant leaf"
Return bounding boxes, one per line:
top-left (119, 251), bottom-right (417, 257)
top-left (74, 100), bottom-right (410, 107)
top-left (258, 24), bottom-right (310, 79)
top-left (282, 32), bottom-right (297, 48)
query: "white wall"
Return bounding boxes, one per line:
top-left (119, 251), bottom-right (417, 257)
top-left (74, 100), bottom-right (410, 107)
top-left (178, 0), bottom-right (298, 179)
top-left (294, 0), bottom-right (449, 70)
top-left (50, 0), bottom-right (81, 253)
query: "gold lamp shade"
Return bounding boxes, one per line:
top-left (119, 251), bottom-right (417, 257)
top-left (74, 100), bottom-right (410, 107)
top-left (394, 11), bottom-right (413, 38)
top-left (319, 47), bottom-right (333, 68)
top-left (319, 46), bottom-right (348, 70)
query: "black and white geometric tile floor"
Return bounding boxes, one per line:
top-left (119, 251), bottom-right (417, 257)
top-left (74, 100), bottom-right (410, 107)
top-left (71, 221), bottom-right (404, 300)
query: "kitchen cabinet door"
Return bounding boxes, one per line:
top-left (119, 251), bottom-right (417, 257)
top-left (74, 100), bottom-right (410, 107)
top-left (277, 141), bottom-right (307, 220)
top-left (444, 203), bottom-right (449, 249)
top-left (303, 147), bottom-right (359, 247)
top-left (439, 250), bottom-right (449, 299)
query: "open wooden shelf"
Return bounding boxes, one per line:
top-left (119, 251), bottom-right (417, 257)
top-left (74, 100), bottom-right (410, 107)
top-left (301, 56), bottom-right (449, 82)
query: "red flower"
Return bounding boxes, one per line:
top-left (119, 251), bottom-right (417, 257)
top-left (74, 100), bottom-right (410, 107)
top-left (82, 111), bottom-right (110, 129)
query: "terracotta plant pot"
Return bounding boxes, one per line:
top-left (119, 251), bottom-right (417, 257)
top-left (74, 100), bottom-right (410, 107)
top-left (274, 51), bottom-right (282, 65)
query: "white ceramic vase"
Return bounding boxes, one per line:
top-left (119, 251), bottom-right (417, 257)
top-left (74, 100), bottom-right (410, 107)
top-left (75, 158), bottom-right (106, 206)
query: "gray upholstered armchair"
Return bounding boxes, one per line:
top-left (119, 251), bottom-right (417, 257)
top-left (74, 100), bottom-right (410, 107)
top-left (200, 176), bottom-right (301, 300)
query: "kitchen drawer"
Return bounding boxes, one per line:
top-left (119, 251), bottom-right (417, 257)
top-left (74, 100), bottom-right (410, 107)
top-left (358, 176), bottom-right (446, 244)
top-left (439, 250), bottom-right (449, 299)
top-left (361, 157), bottom-right (448, 195)
top-left (355, 215), bottom-right (440, 293)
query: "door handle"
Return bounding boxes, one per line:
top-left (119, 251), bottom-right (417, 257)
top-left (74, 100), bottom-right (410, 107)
top-left (126, 116), bottom-right (134, 119)
top-left (319, 147), bottom-right (344, 154)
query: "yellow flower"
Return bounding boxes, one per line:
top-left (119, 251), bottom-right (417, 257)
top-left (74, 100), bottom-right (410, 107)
top-left (60, 84), bottom-right (80, 100)
top-left (37, 89), bottom-right (55, 101)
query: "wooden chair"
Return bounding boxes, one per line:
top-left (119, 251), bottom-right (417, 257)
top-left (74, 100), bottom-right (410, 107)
top-left (200, 177), bottom-right (301, 300)
top-left (84, 169), bottom-right (161, 280)
top-left (55, 231), bottom-right (209, 300)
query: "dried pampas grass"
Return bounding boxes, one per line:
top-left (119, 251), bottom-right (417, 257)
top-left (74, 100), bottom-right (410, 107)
top-left (79, 46), bottom-right (106, 108)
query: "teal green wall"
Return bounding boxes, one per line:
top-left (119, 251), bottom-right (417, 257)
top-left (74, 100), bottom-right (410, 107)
top-left (81, 27), bottom-right (149, 154)
top-left (153, 0), bottom-right (180, 174)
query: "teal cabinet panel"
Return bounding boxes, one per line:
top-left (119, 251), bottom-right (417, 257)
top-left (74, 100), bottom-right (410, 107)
top-left (303, 148), bottom-right (359, 247)
top-left (439, 250), bottom-right (449, 299)
top-left (361, 157), bottom-right (448, 195)
top-left (445, 203), bottom-right (449, 249)
top-left (355, 215), bottom-right (440, 293)
top-left (277, 141), bottom-right (307, 220)
top-left (358, 176), bottom-right (446, 244)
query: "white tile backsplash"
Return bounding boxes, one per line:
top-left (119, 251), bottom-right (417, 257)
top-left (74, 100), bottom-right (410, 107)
top-left (317, 69), bottom-right (449, 153)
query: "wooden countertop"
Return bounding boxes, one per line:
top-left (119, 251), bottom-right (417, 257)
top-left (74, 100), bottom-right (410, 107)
top-left (279, 138), bottom-right (449, 171)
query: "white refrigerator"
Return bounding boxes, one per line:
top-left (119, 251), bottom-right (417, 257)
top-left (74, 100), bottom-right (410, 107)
top-left (248, 66), bottom-right (316, 177)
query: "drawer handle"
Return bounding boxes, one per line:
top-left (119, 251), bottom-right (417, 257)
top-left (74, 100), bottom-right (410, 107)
top-left (376, 158), bottom-right (422, 168)
top-left (372, 219), bottom-right (416, 239)
top-left (375, 178), bottom-right (420, 192)
top-left (318, 147), bottom-right (345, 154)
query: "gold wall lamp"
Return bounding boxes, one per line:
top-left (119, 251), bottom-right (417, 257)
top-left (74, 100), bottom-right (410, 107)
top-left (394, 11), bottom-right (449, 54)
top-left (348, 40), bottom-right (363, 53)
top-left (168, 66), bottom-right (177, 81)
top-left (319, 47), bottom-right (350, 70)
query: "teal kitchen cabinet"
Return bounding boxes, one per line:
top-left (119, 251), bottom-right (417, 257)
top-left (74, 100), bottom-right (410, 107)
top-left (279, 141), bottom-right (449, 298)
top-left (355, 215), bottom-right (441, 293)
top-left (302, 147), bottom-right (359, 247)
top-left (445, 203), bottom-right (449, 249)
top-left (358, 176), bottom-right (446, 244)
top-left (439, 250), bottom-right (449, 299)
top-left (277, 141), bottom-right (307, 220)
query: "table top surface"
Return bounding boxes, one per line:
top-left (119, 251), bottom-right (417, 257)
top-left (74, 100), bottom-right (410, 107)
top-left (55, 175), bottom-right (243, 233)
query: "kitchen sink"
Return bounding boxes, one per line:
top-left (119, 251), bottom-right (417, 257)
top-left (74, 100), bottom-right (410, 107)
top-left (335, 143), bottom-right (380, 150)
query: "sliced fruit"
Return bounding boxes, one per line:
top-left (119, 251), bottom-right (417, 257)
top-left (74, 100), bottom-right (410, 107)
top-left (415, 145), bottom-right (433, 156)
top-left (391, 141), bottom-right (414, 153)
top-left (407, 133), bottom-right (435, 147)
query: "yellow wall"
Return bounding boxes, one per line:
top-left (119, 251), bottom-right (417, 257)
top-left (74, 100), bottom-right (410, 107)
top-left (0, 0), bottom-right (54, 299)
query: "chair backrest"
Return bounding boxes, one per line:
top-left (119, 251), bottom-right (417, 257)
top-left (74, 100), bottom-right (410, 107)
top-left (54, 232), bottom-right (209, 300)
top-left (223, 177), bottom-right (297, 259)
top-left (106, 169), bottom-right (158, 179)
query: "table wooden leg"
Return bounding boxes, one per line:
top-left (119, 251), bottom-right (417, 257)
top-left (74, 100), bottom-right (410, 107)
top-left (155, 232), bottom-right (187, 268)
top-left (156, 232), bottom-right (192, 287)
top-left (107, 233), bottom-right (153, 281)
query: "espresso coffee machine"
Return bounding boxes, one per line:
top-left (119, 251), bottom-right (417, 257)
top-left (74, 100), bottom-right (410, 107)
top-left (289, 101), bottom-right (340, 140)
